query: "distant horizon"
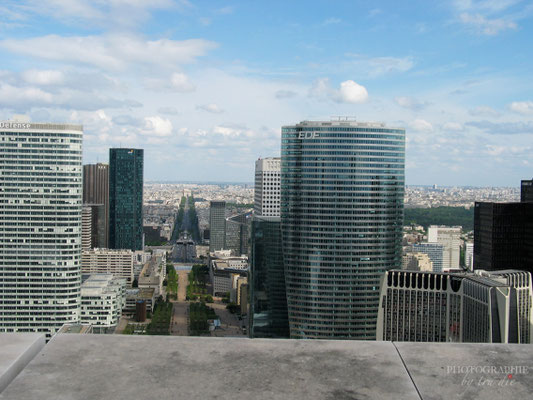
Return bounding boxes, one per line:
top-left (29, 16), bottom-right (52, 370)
top-left (144, 180), bottom-right (523, 189)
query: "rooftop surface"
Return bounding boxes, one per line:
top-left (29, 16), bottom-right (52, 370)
top-left (1, 334), bottom-right (532, 399)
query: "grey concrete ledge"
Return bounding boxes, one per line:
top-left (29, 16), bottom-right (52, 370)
top-left (1, 335), bottom-right (532, 400)
top-left (0, 333), bottom-right (45, 393)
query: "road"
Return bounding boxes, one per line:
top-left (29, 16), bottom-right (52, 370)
top-left (169, 270), bottom-right (190, 336)
top-left (210, 301), bottom-right (246, 337)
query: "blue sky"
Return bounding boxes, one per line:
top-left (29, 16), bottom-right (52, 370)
top-left (1, 0), bottom-right (532, 185)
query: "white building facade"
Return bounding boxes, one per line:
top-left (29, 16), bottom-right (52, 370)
top-left (428, 225), bottom-right (461, 271)
top-left (82, 248), bottom-right (134, 287)
top-left (254, 157), bottom-right (281, 217)
top-left (0, 120), bottom-right (83, 337)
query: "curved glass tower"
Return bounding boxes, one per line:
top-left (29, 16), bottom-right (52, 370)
top-left (281, 120), bottom-right (405, 339)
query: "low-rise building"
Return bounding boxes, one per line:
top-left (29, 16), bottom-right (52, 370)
top-left (209, 251), bottom-right (248, 296)
top-left (82, 248), bottom-right (134, 287)
top-left (377, 269), bottom-right (533, 344)
top-left (124, 288), bottom-right (156, 316)
top-left (138, 251), bottom-right (166, 297)
top-left (80, 274), bottom-right (126, 333)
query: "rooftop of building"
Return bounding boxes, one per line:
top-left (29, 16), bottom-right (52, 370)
top-left (1, 334), bottom-right (532, 400)
top-left (285, 118), bottom-right (404, 130)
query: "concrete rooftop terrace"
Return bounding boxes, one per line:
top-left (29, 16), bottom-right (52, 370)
top-left (1, 334), bottom-right (532, 400)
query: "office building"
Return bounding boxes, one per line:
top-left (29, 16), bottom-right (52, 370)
top-left (209, 201), bottom-right (226, 252)
top-left (281, 120), bottom-right (405, 339)
top-left (208, 251), bottom-right (248, 296)
top-left (0, 120), bottom-right (83, 337)
top-left (377, 269), bottom-right (532, 344)
top-left (80, 274), bottom-right (126, 333)
top-left (402, 252), bottom-right (433, 272)
top-left (427, 226), bottom-right (461, 271)
top-left (82, 248), bottom-right (134, 286)
top-left (474, 202), bottom-right (533, 275)
top-left (83, 163), bottom-right (109, 247)
top-left (521, 179), bottom-right (533, 203)
top-left (109, 149), bottom-right (144, 251)
top-left (250, 216), bottom-right (290, 338)
top-left (81, 204), bottom-right (106, 250)
top-left (226, 211), bottom-right (252, 256)
top-left (254, 157), bottom-right (281, 217)
top-left (411, 243), bottom-right (445, 273)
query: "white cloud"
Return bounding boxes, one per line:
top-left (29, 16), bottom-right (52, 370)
top-left (337, 80), bottom-right (368, 104)
top-left (459, 13), bottom-right (516, 35)
top-left (0, 34), bottom-right (217, 71)
top-left (0, 83), bottom-right (54, 108)
top-left (509, 101), bottom-right (533, 115)
top-left (196, 103), bottom-right (224, 113)
top-left (143, 116), bottom-right (173, 137)
top-left (410, 119), bottom-right (434, 132)
top-left (21, 69), bottom-right (65, 85)
top-left (170, 72), bottom-right (196, 92)
top-left (309, 78), bottom-right (368, 104)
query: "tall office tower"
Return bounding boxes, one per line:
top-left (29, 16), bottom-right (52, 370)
top-left (81, 204), bottom-right (106, 250)
top-left (376, 269), bottom-right (533, 344)
top-left (522, 179), bottom-right (533, 202)
top-left (411, 243), bottom-right (444, 272)
top-left (82, 206), bottom-right (93, 251)
top-left (109, 149), bottom-right (144, 251)
top-left (427, 226), bottom-right (461, 271)
top-left (226, 211), bottom-right (252, 256)
top-left (281, 120), bottom-right (405, 339)
top-left (254, 157), bottom-right (281, 217)
top-left (83, 163), bottom-right (109, 247)
top-left (474, 202), bottom-right (533, 275)
top-left (250, 216), bottom-right (290, 338)
top-left (464, 242), bottom-right (474, 271)
top-left (0, 120), bottom-right (83, 337)
top-left (209, 201), bottom-right (226, 252)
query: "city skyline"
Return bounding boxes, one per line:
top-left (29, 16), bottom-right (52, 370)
top-left (1, 1), bottom-right (532, 185)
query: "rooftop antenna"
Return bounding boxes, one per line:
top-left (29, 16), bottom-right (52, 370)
top-left (330, 116), bottom-right (357, 121)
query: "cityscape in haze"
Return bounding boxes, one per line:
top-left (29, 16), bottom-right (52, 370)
top-left (1, 1), bottom-right (533, 399)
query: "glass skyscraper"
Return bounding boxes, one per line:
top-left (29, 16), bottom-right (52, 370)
top-left (250, 216), bottom-right (290, 338)
top-left (109, 148), bottom-right (144, 251)
top-left (0, 120), bottom-right (83, 337)
top-left (281, 120), bottom-right (405, 339)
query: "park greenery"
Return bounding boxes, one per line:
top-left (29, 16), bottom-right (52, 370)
top-left (189, 302), bottom-right (218, 336)
top-left (146, 297), bottom-right (173, 335)
top-left (186, 264), bottom-right (209, 301)
top-left (165, 263), bottom-right (178, 300)
top-left (404, 207), bottom-right (474, 232)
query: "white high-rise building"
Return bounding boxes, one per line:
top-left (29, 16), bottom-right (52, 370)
top-left (254, 157), bottom-right (280, 217)
top-left (0, 119), bottom-right (83, 337)
top-left (428, 225), bottom-right (461, 271)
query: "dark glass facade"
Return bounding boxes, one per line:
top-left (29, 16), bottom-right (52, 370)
top-left (522, 179), bottom-right (533, 203)
top-left (281, 120), bottom-right (405, 339)
top-left (109, 149), bottom-right (144, 251)
top-left (83, 163), bottom-right (109, 247)
top-left (250, 216), bottom-right (290, 338)
top-left (474, 202), bottom-right (533, 275)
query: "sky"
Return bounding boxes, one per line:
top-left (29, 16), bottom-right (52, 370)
top-left (1, 0), bottom-right (532, 185)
